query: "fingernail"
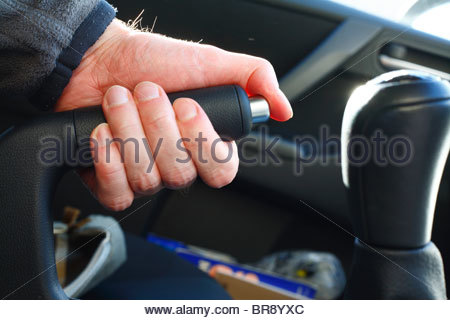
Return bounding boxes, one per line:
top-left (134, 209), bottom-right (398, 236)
top-left (134, 81), bottom-right (160, 102)
top-left (93, 123), bottom-right (110, 147)
top-left (174, 99), bottom-right (197, 122)
top-left (106, 86), bottom-right (129, 107)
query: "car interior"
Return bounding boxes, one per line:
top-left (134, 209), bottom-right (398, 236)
top-left (1, 0), bottom-right (450, 299)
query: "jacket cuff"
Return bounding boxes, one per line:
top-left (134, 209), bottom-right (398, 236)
top-left (31, 0), bottom-right (116, 110)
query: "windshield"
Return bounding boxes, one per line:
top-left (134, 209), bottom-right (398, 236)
top-left (327, 0), bottom-right (450, 41)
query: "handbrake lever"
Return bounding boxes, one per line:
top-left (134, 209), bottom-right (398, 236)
top-left (0, 85), bottom-right (269, 299)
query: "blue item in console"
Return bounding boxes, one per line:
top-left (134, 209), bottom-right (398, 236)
top-left (147, 234), bottom-right (187, 252)
top-left (147, 234), bottom-right (317, 299)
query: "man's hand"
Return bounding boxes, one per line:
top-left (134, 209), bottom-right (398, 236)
top-left (56, 19), bottom-right (293, 211)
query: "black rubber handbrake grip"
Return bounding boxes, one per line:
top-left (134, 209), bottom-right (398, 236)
top-left (74, 85), bottom-right (270, 148)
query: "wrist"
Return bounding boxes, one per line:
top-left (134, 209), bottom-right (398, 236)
top-left (57, 19), bottom-right (132, 111)
top-left (81, 19), bottom-right (131, 64)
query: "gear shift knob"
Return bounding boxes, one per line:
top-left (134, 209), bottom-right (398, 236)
top-left (342, 71), bottom-right (450, 299)
top-left (341, 70), bottom-right (450, 249)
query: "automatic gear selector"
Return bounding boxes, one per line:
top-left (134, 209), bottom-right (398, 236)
top-left (341, 70), bottom-right (450, 299)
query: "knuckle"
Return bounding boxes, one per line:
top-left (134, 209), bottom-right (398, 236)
top-left (256, 57), bottom-right (275, 73)
top-left (207, 161), bottom-right (238, 189)
top-left (142, 106), bottom-right (174, 132)
top-left (115, 121), bottom-right (141, 133)
top-left (100, 195), bottom-right (133, 212)
top-left (97, 164), bottom-right (124, 185)
top-left (129, 174), bottom-right (161, 193)
top-left (181, 136), bottom-right (198, 150)
top-left (163, 167), bottom-right (197, 189)
top-left (257, 58), bottom-right (275, 74)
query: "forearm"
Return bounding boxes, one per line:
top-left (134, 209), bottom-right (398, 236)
top-left (0, 0), bottom-right (115, 110)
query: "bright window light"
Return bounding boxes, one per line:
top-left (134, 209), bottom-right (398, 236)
top-left (412, 3), bottom-right (450, 40)
top-left (327, 0), bottom-right (450, 41)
